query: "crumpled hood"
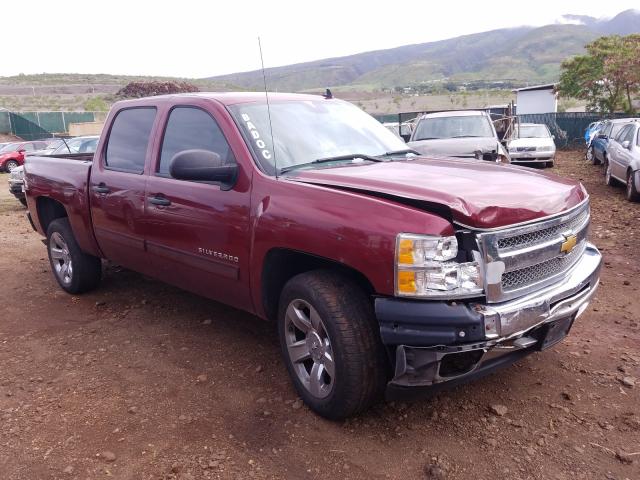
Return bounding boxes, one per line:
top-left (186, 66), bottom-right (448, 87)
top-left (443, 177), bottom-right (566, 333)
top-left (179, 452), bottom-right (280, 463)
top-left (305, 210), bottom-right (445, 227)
top-left (408, 137), bottom-right (499, 157)
top-left (286, 157), bottom-right (587, 229)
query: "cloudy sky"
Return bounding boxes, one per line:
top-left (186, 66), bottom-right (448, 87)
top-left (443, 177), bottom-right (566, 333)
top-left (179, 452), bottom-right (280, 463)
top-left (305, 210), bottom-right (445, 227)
top-left (1, 1), bottom-right (638, 78)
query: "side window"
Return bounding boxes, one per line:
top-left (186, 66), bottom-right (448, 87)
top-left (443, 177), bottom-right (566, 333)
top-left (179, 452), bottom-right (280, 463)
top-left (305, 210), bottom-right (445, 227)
top-left (105, 107), bottom-right (156, 173)
top-left (158, 107), bottom-right (235, 176)
top-left (22, 143), bottom-right (35, 152)
top-left (603, 124), bottom-right (612, 137)
top-left (617, 125), bottom-right (632, 142)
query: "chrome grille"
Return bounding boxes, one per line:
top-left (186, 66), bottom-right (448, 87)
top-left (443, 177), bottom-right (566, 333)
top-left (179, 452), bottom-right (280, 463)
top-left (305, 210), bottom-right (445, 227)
top-left (497, 208), bottom-right (589, 250)
top-left (475, 200), bottom-right (590, 303)
top-left (502, 241), bottom-right (586, 290)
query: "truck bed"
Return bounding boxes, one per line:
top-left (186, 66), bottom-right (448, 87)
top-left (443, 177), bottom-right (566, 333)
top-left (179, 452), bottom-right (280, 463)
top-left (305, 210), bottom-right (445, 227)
top-left (24, 154), bottom-right (100, 256)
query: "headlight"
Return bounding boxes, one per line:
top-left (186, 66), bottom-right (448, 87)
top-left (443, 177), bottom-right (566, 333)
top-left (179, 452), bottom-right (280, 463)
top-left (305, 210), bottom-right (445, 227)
top-left (537, 146), bottom-right (554, 152)
top-left (395, 234), bottom-right (484, 298)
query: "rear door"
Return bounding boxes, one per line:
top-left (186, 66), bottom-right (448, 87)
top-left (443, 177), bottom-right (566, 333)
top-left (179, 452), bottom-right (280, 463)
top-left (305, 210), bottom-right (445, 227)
top-left (143, 102), bottom-right (253, 310)
top-left (612, 125), bottom-right (636, 180)
top-left (89, 106), bottom-right (158, 272)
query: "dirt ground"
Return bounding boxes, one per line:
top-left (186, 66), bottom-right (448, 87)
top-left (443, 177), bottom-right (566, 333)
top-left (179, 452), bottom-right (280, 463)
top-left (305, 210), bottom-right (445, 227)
top-left (0, 151), bottom-right (638, 480)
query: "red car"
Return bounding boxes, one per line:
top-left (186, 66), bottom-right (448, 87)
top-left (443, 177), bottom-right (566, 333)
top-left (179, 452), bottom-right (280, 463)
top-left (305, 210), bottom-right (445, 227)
top-left (0, 140), bottom-right (49, 172)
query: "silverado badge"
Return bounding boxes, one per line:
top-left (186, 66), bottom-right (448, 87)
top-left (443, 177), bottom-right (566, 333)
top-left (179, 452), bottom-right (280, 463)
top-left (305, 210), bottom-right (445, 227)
top-left (560, 234), bottom-right (577, 254)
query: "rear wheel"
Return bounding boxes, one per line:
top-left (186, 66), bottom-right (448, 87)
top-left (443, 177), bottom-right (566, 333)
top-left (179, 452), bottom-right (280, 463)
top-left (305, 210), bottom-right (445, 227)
top-left (47, 218), bottom-right (102, 294)
top-left (626, 171), bottom-right (640, 202)
top-left (5, 160), bottom-right (19, 172)
top-left (604, 159), bottom-right (616, 186)
top-left (278, 270), bottom-right (388, 419)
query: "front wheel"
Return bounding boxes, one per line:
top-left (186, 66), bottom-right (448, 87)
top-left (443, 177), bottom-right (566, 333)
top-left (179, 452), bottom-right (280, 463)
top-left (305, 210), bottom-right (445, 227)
top-left (47, 218), bottom-right (102, 294)
top-left (585, 146), bottom-right (594, 163)
top-left (278, 270), bottom-right (388, 419)
top-left (626, 172), bottom-right (640, 202)
top-left (546, 160), bottom-right (554, 168)
top-left (5, 160), bottom-right (19, 172)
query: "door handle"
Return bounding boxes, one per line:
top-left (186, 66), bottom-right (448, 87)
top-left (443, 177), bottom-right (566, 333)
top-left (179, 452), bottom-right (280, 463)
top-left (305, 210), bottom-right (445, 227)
top-left (149, 195), bottom-right (171, 206)
top-left (92, 183), bottom-right (110, 194)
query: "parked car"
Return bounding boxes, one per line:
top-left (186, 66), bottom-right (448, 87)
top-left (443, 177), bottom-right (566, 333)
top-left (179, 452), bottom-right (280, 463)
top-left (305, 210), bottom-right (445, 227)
top-left (8, 165), bottom-right (26, 206)
top-left (507, 123), bottom-right (556, 167)
top-left (604, 120), bottom-right (640, 202)
top-left (50, 135), bottom-right (99, 155)
top-left (26, 138), bottom-right (67, 157)
top-left (585, 121), bottom-right (604, 146)
top-left (0, 140), bottom-right (49, 172)
top-left (587, 118), bottom-right (638, 165)
top-left (407, 110), bottom-right (510, 162)
top-left (24, 93), bottom-right (601, 419)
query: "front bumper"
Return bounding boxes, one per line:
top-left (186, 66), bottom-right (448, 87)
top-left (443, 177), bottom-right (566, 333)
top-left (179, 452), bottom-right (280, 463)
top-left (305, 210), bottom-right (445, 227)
top-left (509, 153), bottom-right (555, 163)
top-left (376, 243), bottom-right (602, 391)
top-left (8, 181), bottom-right (25, 200)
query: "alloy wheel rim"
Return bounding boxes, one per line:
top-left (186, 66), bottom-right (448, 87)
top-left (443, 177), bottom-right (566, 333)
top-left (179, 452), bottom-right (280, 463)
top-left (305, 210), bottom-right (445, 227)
top-left (627, 175), bottom-right (633, 198)
top-left (586, 148), bottom-right (593, 161)
top-left (284, 299), bottom-right (335, 399)
top-left (49, 232), bottom-right (73, 285)
top-left (606, 164), bottom-right (611, 183)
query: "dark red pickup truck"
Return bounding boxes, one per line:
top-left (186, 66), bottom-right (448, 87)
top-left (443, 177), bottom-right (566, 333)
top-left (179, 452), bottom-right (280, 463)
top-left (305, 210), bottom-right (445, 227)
top-left (24, 93), bottom-right (602, 419)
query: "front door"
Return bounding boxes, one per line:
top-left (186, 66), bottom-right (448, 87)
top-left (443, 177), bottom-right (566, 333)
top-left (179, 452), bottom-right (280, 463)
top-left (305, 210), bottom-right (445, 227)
top-left (143, 105), bottom-right (253, 310)
top-left (89, 106), bottom-right (157, 272)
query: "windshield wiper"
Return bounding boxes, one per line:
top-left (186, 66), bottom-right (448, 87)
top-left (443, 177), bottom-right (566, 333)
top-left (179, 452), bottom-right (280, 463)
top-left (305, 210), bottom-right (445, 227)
top-left (280, 153), bottom-right (384, 174)
top-left (381, 148), bottom-right (419, 156)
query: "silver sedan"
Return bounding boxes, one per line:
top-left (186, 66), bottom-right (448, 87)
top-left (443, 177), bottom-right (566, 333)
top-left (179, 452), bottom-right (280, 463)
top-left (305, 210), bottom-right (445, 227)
top-left (604, 121), bottom-right (640, 202)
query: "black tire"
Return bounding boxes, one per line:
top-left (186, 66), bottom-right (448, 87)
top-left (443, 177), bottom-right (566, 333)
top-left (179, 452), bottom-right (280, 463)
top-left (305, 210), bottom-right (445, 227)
top-left (5, 160), bottom-right (19, 172)
top-left (626, 171), bottom-right (640, 202)
top-left (46, 218), bottom-right (102, 294)
top-left (604, 159), bottom-right (616, 186)
top-left (278, 270), bottom-right (388, 419)
top-left (18, 197), bottom-right (27, 207)
top-left (585, 146), bottom-right (594, 163)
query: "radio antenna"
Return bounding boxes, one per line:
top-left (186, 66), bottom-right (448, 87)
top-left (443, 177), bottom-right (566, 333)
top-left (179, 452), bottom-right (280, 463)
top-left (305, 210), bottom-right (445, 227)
top-left (258, 37), bottom-right (277, 178)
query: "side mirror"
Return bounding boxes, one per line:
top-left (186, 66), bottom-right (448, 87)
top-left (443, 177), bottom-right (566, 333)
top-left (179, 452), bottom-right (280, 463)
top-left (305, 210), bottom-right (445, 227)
top-left (169, 149), bottom-right (238, 190)
top-left (551, 135), bottom-right (555, 140)
top-left (17, 149), bottom-right (26, 154)
top-left (621, 140), bottom-right (631, 150)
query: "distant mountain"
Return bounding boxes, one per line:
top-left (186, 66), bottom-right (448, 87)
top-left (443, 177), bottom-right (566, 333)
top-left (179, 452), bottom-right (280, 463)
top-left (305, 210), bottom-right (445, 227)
top-left (208, 9), bottom-right (640, 91)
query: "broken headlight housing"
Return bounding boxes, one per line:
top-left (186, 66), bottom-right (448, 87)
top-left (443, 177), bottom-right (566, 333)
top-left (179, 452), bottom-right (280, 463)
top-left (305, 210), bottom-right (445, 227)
top-left (395, 234), bottom-right (484, 298)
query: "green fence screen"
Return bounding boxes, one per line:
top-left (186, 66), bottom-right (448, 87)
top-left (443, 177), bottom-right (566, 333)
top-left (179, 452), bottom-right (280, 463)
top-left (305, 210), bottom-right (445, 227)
top-left (0, 111), bottom-right (96, 140)
top-left (516, 112), bottom-right (630, 148)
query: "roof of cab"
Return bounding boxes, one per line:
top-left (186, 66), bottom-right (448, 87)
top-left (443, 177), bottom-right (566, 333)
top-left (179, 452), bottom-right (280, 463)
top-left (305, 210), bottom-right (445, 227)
top-left (112, 92), bottom-right (326, 108)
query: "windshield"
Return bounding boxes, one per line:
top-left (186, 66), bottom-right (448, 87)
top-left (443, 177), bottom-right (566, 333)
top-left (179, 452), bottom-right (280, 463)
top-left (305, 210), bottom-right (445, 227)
top-left (519, 125), bottom-right (550, 138)
top-left (52, 137), bottom-right (98, 155)
top-left (0, 143), bottom-right (19, 154)
top-left (413, 115), bottom-right (494, 140)
top-left (228, 99), bottom-right (407, 175)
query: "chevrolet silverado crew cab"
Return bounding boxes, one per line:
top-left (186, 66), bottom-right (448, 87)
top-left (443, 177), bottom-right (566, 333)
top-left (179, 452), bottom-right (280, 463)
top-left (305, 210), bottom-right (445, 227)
top-left (24, 93), bottom-right (602, 419)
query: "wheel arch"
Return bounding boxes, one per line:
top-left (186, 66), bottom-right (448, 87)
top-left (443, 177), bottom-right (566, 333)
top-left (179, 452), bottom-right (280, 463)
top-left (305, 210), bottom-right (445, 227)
top-left (36, 196), bottom-right (69, 234)
top-left (261, 248), bottom-right (375, 322)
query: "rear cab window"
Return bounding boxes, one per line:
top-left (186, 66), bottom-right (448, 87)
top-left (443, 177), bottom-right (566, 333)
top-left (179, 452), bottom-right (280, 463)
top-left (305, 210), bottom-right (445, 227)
top-left (105, 107), bottom-right (157, 173)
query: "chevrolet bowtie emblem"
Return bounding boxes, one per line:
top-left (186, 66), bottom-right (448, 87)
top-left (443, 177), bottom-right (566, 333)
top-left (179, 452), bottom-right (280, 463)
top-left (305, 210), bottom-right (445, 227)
top-left (560, 234), bottom-right (577, 254)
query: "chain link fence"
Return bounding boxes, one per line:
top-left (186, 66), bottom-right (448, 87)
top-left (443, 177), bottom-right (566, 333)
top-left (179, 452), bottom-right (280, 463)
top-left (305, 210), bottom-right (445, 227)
top-left (0, 111), bottom-right (97, 140)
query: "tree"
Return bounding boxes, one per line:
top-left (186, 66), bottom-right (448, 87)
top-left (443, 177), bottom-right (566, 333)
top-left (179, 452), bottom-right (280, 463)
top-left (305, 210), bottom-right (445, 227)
top-left (557, 34), bottom-right (640, 114)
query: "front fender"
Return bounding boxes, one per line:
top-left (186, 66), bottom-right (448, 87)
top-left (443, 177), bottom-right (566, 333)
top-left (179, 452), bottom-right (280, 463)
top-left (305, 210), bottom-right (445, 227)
top-left (248, 176), bottom-right (454, 319)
